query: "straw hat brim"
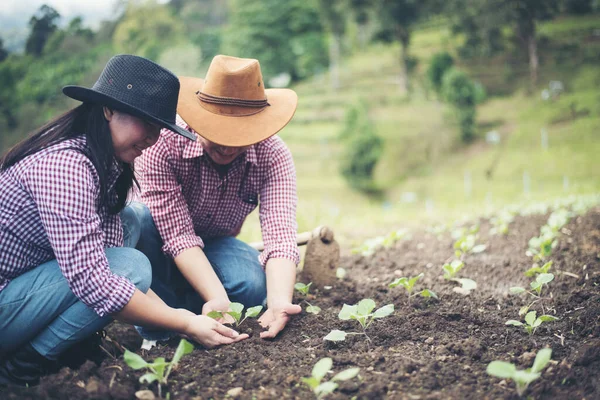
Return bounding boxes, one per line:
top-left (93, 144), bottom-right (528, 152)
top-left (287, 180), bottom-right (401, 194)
top-left (63, 85), bottom-right (197, 141)
top-left (177, 77), bottom-right (298, 147)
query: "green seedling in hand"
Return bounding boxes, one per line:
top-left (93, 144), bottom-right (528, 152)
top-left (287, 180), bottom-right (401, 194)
top-left (506, 310), bottom-right (558, 335)
top-left (207, 302), bottom-right (263, 327)
top-left (442, 260), bottom-right (464, 280)
top-left (294, 282), bottom-right (321, 314)
top-left (124, 338), bottom-right (194, 399)
top-left (389, 273), bottom-right (437, 306)
top-left (324, 299), bottom-right (394, 342)
top-left (302, 357), bottom-right (360, 399)
top-left (524, 261), bottom-right (552, 278)
top-left (487, 348), bottom-right (552, 397)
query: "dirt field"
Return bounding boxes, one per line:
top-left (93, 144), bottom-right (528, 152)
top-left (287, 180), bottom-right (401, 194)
top-left (2, 208), bottom-right (599, 400)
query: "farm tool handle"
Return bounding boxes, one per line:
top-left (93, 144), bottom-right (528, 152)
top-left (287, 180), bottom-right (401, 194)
top-left (249, 226), bottom-right (334, 252)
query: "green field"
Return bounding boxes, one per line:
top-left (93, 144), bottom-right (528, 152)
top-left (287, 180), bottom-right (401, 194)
top-left (239, 16), bottom-right (600, 246)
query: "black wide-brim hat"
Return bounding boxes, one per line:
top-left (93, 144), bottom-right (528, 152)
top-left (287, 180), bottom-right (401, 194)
top-left (63, 54), bottom-right (196, 141)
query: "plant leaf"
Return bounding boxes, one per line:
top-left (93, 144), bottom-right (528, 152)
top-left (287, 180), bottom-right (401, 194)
top-left (513, 370), bottom-right (541, 385)
top-left (472, 244), bottom-right (487, 253)
top-left (538, 315), bottom-right (558, 322)
top-left (420, 289), bottom-right (438, 299)
top-left (525, 311), bottom-right (537, 326)
top-left (207, 310), bottom-right (223, 320)
top-left (301, 376), bottom-right (319, 390)
top-left (332, 367), bottom-right (360, 381)
top-left (531, 348), bottom-right (552, 373)
top-left (315, 381), bottom-right (338, 396)
top-left (312, 358), bottom-right (332, 381)
top-left (518, 305), bottom-right (530, 316)
top-left (373, 304), bottom-right (394, 318)
top-left (245, 305), bottom-right (263, 318)
top-left (486, 361), bottom-right (516, 378)
top-left (537, 273), bottom-right (555, 285)
top-left (229, 302), bottom-right (244, 314)
top-left (357, 299), bottom-right (376, 316)
top-left (172, 339), bottom-right (194, 365)
top-left (124, 349), bottom-right (148, 370)
top-left (139, 373), bottom-right (159, 384)
top-left (306, 305), bottom-right (321, 314)
top-left (324, 330), bottom-right (347, 341)
top-left (338, 304), bottom-right (357, 320)
top-left (510, 287), bottom-right (526, 294)
top-left (389, 277), bottom-right (407, 288)
top-left (506, 320), bottom-right (523, 326)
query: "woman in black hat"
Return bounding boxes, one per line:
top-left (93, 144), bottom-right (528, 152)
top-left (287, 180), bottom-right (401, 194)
top-left (0, 55), bottom-right (247, 386)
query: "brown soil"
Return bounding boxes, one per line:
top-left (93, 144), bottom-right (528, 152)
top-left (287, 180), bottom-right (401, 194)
top-left (2, 209), bottom-right (599, 400)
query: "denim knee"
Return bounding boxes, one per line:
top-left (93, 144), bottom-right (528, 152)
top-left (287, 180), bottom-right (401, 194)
top-left (230, 275), bottom-right (266, 307)
top-left (106, 248), bottom-right (152, 293)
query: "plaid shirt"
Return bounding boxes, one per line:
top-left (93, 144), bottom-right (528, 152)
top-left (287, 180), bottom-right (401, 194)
top-left (0, 136), bottom-right (134, 317)
top-left (136, 116), bottom-right (300, 267)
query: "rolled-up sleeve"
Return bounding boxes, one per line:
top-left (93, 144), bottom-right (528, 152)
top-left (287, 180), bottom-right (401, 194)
top-left (137, 132), bottom-right (204, 257)
top-left (258, 143), bottom-right (300, 267)
top-left (25, 151), bottom-right (134, 317)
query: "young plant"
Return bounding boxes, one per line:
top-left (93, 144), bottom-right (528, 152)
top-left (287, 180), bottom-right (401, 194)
top-left (294, 282), bottom-right (321, 314)
top-left (489, 211), bottom-right (514, 236)
top-left (453, 233), bottom-right (486, 258)
top-left (389, 273), bottom-right (438, 306)
top-left (510, 273), bottom-right (555, 304)
top-left (526, 233), bottom-right (557, 261)
top-left (487, 348), bottom-right (552, 397)
top-left (324, 299), bottom-right (394, 342)
top-left (524, 261), bottom-right (552, 278)
top-left (302, 357), bottom-right (360, 399)
top-left (124, 338), bottom-right (194, 398)
top-left (442, 260), bottom-right (464, 280)
top-left (207, 302), bottom-right (263, 327)
top-left (506, 310), bottom-right (558, 335)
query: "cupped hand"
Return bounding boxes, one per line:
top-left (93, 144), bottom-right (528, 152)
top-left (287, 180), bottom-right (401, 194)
top-left (258, 301), bottom-right (302, 339)
top-left (183, 314), bottom-right (248, 348)
top-left (202, 297), bottom-right (235, 324)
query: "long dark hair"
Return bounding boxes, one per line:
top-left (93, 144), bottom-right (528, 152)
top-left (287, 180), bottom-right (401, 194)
top-left (1, 103), bottom-right (136, 214)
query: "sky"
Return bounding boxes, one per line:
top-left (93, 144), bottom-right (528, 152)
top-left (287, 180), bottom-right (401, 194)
top-left (0, 0), bottom-right (122, 30)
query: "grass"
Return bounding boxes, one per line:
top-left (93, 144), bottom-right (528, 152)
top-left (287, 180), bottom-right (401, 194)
top-left (238, 17), bottom-right (600, 247)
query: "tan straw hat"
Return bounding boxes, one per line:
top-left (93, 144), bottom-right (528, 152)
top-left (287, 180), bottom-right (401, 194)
top-left (177, 55), bottom-right (298, 147)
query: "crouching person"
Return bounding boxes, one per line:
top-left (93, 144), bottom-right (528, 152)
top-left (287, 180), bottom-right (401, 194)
top-left (0, 55), bottom-right (247, 387)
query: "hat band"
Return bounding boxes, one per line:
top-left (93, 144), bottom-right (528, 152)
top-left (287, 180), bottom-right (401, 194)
top-left (196, 91), bottom-right (270, 117)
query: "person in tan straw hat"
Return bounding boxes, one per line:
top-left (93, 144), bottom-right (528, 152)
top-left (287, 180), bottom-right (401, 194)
top-left (0, 55), bottom-right (247, 387)
top-left (125, 55), bottom-right (301, 340)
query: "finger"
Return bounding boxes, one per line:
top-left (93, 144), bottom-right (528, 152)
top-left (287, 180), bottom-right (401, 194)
top-left (283, 304), bottom-right (302, 315)
top-left (213, 322), bottom-right (241, 338)
top-left (260, 316), bottom-right (288, 339)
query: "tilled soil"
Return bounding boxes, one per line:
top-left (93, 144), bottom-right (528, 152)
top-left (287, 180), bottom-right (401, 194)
top-left (2, 208), bottom-right (599, 400)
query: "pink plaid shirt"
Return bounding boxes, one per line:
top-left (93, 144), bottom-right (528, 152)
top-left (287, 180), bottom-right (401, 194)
top-left (136, 116), bottom-right (300, 267)
top-left (0, 136), bottom-right (135, 317)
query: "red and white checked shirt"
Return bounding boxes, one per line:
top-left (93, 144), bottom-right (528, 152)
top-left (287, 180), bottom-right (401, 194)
top-left (136, 116), bottom-right (300, 267)
top-left (0, 136), bottom-right (135, 317)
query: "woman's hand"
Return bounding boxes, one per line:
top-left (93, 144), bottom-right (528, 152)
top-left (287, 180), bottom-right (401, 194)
top-left (182, 314), bottom-right (248, 348)
top-left (258, 300), bottom-right (302, 339)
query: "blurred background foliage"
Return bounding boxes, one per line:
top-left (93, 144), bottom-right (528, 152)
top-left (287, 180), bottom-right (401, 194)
top-left (0, 0), bottom-right (598, 243)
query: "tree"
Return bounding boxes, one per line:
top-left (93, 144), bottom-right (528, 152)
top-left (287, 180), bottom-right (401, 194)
top-left (442, 68), bottom-right (478, 143)
top-left (375, 0), bottom-right (433, 92)
top-left (316, 0), bottom-right (346, 89)
top-left (349, 0), bottom-right (373, 48)
top-left (0, 38), bottom-right (8, 63)
top-left (25, 5), bottom-right (60, 56)
top-left (505, 0), bottom-right (560, 88)
top-left (223, 0), bottom-right (327, 83)
top-left (113, 0), bottom-right (186, 61)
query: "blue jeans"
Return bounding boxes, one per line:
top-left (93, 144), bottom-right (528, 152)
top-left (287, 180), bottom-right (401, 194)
top-left (124, 202), bottom-right (267, 340)
top-left (0, 247), bottom-right (151, 360)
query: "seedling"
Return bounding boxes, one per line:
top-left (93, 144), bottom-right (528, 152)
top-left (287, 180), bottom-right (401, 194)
top-left (207, 302), bottom-right (263, 327)
top-left (506, 310), bottom-right (558, 335)
top-left (389, 273), bottom-right (438, 306)
top-left (453, 234), bottom-right (486, 258)
top-left (489, 211), bottom-right (514, 236)
top-left (510, 273), bottom-right (554, 304)
top-left (302, 357), bottom-right (360, 399)
top-left (352, 228), bottom-right (410, 257)
top-left (452, 278), bottom-right (477, 295)
top-left (487, 348), bottom-right (552, 397)
top-left (324, 299), bottom-right (393, 342)
top-left (294, 282), bottom-right (321, 314)
top-left (124, 338), bottom-right (194, 398)
top-left (442, 260), bottom-right (464, 280)
top-left (526, 233), bottom-right (557, 261)
top-left (524, 261), bottom-right (552, 278)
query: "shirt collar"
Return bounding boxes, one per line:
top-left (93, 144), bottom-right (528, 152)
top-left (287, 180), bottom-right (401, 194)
top-left (180, 119), bottom-right (258, 166)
